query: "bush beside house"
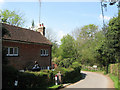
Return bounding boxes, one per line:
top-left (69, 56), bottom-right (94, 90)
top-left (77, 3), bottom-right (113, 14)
top-left (2, 65), bottom-right (19, 88)
top-left (3, 66), bottom-right (54, 89)
top-left (3, 62), bottom-right (82, 89)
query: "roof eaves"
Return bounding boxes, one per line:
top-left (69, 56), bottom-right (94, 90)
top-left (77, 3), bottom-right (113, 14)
top-left (2, 39), bottom-right (52, 46)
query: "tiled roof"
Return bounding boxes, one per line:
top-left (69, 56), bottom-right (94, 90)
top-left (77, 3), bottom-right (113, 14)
top-left (2, 23), bottom-right (52, 45)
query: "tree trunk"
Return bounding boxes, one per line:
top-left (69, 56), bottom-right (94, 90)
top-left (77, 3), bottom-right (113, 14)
top-left (106, 64), bottom-right (109, 74)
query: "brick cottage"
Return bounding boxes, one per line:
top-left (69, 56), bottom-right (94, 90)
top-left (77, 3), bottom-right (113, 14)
top-left (2, 23), bottom-right (52, 70)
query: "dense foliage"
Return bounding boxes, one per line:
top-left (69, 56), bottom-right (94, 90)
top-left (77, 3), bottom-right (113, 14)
top-left (2, 63), bottom-right (81, 88)
top-left (0, 9), bottom-right (25, 26)
top-left (53, 12), bottom-right (120, 73)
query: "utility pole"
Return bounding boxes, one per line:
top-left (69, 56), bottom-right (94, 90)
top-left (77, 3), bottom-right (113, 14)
top-left (100, 0), bottom-right (107, 34)
top-left (101, 1), bottom-right (105, 30)
top-left (39, 0), bottom-right (41, 24)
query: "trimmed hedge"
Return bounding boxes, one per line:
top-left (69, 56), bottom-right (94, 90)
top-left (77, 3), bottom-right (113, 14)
top-left (54, 62), bottom-right (82, 83)
top-left (109, 63), bottom-right (118, 76)
top-left (2, 65), bottom-right (19, 88)
top-left (2, 66), bottom-right (54, 89)
top-left (3, 62), bottom-right (82, 89)
top-left (18, 72), bottom-right (51, 88)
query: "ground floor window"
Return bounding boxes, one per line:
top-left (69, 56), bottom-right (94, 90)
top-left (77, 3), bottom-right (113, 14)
top-left (41, 49), bottom-right (49, 56)
top-left (7, 47), bottom-right (18, 56)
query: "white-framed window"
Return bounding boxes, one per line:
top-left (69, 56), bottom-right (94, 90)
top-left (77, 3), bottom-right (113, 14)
top-left (46, 50), bottom-right (48, 56)
top-left (7, 47), bottom-right (18, 56)
top-left (41, 49), bottom-right (49, 56)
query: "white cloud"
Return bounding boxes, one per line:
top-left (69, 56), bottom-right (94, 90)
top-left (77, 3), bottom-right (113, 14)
top-left (99, 14), bottom-right (111, 21)
top-left (56, 30), bottom-right (67, 45)
top-left (0, 0), bottom-right (4, 2)
top-left (58, 30), bottom-right (66, 39)
top-left (0, 0), bottom-right (4, 9)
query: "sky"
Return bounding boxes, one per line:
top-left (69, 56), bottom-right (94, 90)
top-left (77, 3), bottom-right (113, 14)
top-left (0, 0), bottom-right (119, 44)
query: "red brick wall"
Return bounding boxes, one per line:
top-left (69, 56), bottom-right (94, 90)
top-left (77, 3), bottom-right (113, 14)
top-left (3, 41), bottom-right (52, 70)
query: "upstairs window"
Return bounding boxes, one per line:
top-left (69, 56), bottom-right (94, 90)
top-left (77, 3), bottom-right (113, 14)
top-left (7, 47), bottom-right (18, 56)
top-left (46, 50), bottom-right (48, 56)
top-left (41, 49), bottom-right (49, 56)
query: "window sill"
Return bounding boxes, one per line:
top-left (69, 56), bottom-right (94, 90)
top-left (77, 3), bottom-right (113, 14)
top-left (41, 54), bottom-right (49, 57)
top-left (6, 54), bottom-right (19, 57)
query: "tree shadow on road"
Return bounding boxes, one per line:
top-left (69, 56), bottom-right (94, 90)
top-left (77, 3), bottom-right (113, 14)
top-left (80, 72), bottom-right (87, 80)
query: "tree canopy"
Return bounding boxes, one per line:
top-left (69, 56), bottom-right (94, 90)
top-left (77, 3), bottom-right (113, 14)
top-left (0, 9), bottom-right (25, 27)
top-left (53, 17), bottom-right (119, 73)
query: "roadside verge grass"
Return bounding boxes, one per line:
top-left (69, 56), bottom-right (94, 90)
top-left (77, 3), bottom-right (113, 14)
top-left (109, 74), bottom-right (118, 88)
top-left (48, 85), bottom-right (62, 89)
top-left (82, 68), bottom-right (104, 73)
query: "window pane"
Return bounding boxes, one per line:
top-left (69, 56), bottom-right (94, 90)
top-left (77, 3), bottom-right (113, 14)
top-left (14, 48), bottom-right (18, 54)
top-left (46, 50), bottom-right (48, 55)
top-left (41, 49), bottom-right (43, 54)
top-left (7, 47), bottom-right (9, 54)
top-left (10, 48), bottom-right (13, 54)
top-left (43, 50), bottom-right (45, 54)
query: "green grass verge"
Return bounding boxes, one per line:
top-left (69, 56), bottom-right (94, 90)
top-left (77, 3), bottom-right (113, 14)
top-left (109, 74), bottom-right (118, 88)
top-left (48, 85), bottom-right (62, 89)
top-left (82, 68), bottom-right (104, 73)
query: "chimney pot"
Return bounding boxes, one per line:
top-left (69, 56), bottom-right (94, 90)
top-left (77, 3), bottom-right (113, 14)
top-left (42, 23), bottom-right (44, 27)
top-left (37, 23), bottom-right (45, 36)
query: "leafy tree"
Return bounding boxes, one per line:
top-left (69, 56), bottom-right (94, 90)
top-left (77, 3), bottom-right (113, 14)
top-left (97, 12), bottom-right (120, 73)
top-left (52, 41), bottom-right (59, 58)
top-left (2, 26), bottom-right (10, 37)
top-left (78, 24), bottom-right (98, 40)
top-left (60, 34), bottom-right (76, 59)
top-left (54, 34), bottom-right (76, 68)
top-left (30, 19), bottom-right (35, 30)
top-left (58, 58), bottom-right (75, 68)
top-left (0, 9), bottom-right (25, 26)
top-left (106, 14), bottom-right (120, 62)
top-left (32, 19), bottom-right (35, 28)
top-left (73, 24), bottom-right (99, 66)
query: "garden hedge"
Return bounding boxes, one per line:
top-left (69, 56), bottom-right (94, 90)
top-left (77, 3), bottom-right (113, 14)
top-left (3, 62), bottom-right (82, 89)
top-left (109, 63), bottom-right (118, 76)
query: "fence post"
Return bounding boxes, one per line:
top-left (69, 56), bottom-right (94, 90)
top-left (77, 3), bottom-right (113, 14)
top-left (55, 75), bottom-right (58, 85)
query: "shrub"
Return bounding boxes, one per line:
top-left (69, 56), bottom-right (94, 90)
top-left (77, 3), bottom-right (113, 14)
top-left (2, 65), bottom-right (19, 88)
top-left (54, 62), bottom-right (82, 83)
top-left (18, 72), bottom-right (49, 88)
top-left (71, 62), bottom-right (81, 71)
top-left (3, 63), bottom-right (82, 89)
top-left (3, 67), bottom-right (54, 89)
top-left (109, 63), bottom-right (118, 76)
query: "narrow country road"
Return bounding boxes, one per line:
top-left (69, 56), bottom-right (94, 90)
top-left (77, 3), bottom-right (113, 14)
top-left (64, 71), bottom-right (114, 89)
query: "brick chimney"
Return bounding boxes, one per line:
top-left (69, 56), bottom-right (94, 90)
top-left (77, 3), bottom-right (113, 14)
top-left (37, 23), bottom-right (45, 36)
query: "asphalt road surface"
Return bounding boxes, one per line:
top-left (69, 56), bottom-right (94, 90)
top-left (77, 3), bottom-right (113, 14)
top-left (64, 71), bottom-right (114, 89)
